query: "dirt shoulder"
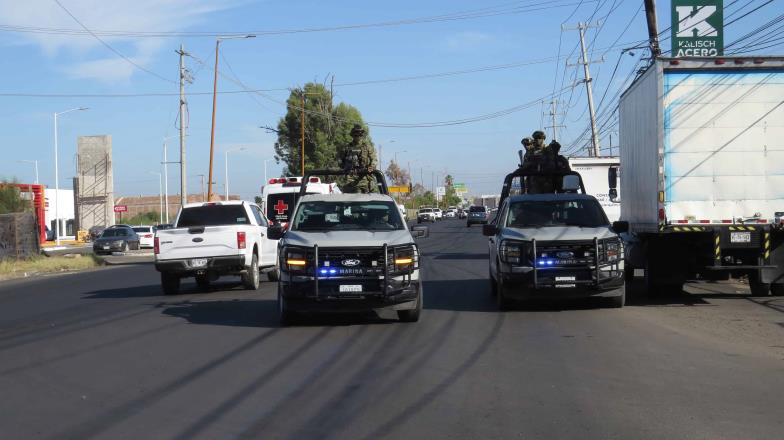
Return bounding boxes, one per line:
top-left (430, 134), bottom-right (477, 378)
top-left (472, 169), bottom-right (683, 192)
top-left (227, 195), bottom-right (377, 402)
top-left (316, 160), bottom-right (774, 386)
top-left (0, 255), bottom-right (102, 282)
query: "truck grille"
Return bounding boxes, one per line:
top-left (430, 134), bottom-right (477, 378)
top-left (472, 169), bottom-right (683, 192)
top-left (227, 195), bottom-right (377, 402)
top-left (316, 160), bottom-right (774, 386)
top-left (535, 241), bottom-right (596, 266)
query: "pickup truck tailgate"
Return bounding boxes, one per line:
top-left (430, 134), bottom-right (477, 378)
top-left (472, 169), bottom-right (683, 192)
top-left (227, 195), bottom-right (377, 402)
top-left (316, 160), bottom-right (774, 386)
top-left (156, 226), bottom-right (243, 261)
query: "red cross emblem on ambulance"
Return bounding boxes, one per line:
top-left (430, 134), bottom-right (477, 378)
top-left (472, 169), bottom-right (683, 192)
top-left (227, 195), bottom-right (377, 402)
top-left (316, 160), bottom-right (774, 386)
top-left (273, 200), bottom-right (289, 215)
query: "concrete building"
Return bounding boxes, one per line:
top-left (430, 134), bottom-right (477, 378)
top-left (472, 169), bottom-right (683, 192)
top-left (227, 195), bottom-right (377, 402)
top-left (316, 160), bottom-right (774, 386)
top-left (76, 135), bottom-right (114, 231)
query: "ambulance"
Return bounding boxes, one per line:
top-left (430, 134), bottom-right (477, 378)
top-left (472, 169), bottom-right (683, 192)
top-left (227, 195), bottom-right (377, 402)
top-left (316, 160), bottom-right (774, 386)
top-left (261, 177), bottom-right (340, 228)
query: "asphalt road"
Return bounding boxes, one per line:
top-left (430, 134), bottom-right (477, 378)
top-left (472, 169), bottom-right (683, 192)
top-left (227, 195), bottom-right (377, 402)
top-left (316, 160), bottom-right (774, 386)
top-left (1, 220), bottom-right (783, 439)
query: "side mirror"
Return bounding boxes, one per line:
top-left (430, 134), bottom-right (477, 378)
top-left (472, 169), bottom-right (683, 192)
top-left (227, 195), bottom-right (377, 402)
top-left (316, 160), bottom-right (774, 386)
top-left (482, 224), bottom-right (497, 236)
top-left (411, 226), bottom-right (429, 239)
top-left (609, 188), bottom-right (618, 202)
top-left (267, 224), bottom-right (285, 240)
top-left (612, 221), bottom-right (629, 234)
top-left (608, 166), bottom-right (618, 189)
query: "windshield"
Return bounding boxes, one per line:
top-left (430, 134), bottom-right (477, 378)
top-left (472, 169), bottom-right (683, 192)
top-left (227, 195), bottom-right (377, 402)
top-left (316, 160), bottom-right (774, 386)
top-left (177, 205), bottom-right (250, 227)
top-left (101, 229), bottom-right (130, 237)
top-left (419, 208), bottom-right (433, 213)
top-left (469, 206), bottom-right (486, 212)
top-left (132, 227), bottom-right (151, 233)
top-left (292, 201), bottom-right (404, 231)
top-left (506, 199), bottom-right (608, 228)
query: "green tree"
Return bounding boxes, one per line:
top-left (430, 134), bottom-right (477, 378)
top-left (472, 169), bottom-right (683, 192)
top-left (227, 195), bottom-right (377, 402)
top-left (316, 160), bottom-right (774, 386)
top-left (441, 174), bottom-right (462, 208)
top-left (273, 83), bottom-right (375, 176)
top-left (0, 181), bottom-right (31, 214)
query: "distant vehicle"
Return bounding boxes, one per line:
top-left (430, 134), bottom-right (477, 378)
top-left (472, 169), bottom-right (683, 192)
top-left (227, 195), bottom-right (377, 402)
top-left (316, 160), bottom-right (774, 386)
top-left (397, 204), bottom-right (407, 221)
top-left (568, 157), bottom-right (621, 222)
top-left (457, 208), bottom-right (467, 220)
top-left (261, 176), bottom-right (339, 228)
top-left (132, 226), bottom-right (155, 249)
top-left (269, 192), bottom-right (429, 325)
top-left (484, 191), bottom-right (626, 309)
top-left (154, 201), bottom-right (278, 295)
top-left (444, 210), bottom-right (456, 218)
top-left (88, 225), bottom-right (106, 241)
top-left (417, 208), bottom-right (436, 223)
top-left (45, 225), bottom-right (55, 241)
top-left (466, 206), bottom-right (488, 227)
top-left (93, 226), bottom-right (140, 254)
top-left (433, 208), bottom-right (443, 220)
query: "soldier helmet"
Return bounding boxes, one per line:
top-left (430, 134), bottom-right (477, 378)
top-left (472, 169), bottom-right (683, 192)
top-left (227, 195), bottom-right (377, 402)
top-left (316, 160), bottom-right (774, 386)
top-left (532, 130), bottom-right (546, 140)
top-left (521, 137), bottom-right (532, 146)
top-left (350, 124), bottom-right (366, 136)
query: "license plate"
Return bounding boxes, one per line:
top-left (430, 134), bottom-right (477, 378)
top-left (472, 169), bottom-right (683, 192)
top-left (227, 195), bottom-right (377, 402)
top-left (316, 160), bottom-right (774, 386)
top-left (339, 285), bottom-right (362, 293)
top-left (555, 276), bottom-right (576, 282)
top-left (190, 258), bottom-right (208, 268)
top-left (730, 232), bottom-right (751, 243)
top-left (102, 246), bottom-right (110, 250)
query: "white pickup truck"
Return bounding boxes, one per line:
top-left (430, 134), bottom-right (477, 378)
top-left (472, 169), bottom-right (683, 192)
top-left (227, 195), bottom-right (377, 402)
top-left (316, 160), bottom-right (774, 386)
top-left (154, 201), bottom-right (278, 295)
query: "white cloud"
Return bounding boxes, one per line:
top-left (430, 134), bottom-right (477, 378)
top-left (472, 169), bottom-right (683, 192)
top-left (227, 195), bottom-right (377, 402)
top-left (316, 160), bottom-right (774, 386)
top-left (442, 31), bottom-right (494, 52)
top-left (0, 0), bottom-right (237, 82)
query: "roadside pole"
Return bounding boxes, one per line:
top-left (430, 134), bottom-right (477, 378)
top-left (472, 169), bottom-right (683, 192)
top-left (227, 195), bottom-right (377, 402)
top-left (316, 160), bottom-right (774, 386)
top-left (177, 44), bottom-right (188, 207)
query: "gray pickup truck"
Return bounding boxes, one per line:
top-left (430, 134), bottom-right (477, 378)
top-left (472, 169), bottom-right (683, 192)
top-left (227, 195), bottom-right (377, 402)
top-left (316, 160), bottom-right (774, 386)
top-left (484, 186), bottom-right (627, 309)
top-left (268, 193), bottom-right (428, 325)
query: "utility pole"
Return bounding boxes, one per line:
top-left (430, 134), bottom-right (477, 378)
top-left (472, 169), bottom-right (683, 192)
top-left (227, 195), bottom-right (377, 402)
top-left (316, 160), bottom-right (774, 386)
top-left (565, 22), bottom-right (602, 157)
top-left (177, 44), bottom-right (188, 207)
top-left (300, 91), bottom-right (305, 175)
top-left (644, 0), bottom-right (661, 57)
top-left (197, 174), bottom-right (206, 201)
top-left (546, 100), bottom-right (566, 141)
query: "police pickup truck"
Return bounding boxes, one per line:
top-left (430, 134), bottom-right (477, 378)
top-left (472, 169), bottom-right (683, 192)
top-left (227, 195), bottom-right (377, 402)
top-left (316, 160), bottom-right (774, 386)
top-left (268, 169), bottom-right (428, 325)
top-left (484, 171), bottom-right (627, 309)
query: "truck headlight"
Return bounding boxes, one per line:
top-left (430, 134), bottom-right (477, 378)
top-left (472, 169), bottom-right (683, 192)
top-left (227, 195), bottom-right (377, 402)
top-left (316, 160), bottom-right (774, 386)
top-left (500, 240), bottom-right (528, 265)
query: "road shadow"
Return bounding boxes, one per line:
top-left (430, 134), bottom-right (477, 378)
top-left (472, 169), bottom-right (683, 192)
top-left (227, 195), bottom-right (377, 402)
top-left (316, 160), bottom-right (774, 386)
top-left (433, 253), bottom-right (489, 260)
top-left (83, 285), bottom-right (165, 299)
top-left (161, 299), bottom-right (400, 328)
top-left (161, 299), bottom-right (279, 328)
top-left (423, 279), bottom-right (497, 312)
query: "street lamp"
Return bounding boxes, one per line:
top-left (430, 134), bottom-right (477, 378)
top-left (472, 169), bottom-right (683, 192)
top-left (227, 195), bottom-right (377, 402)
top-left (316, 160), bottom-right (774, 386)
top-left (18, 160), bottom-right (39, 184)
top-left (161, 134), bottom-right (187, 223)
top-left (148, 171), bottom-right (163, 224)
top-left (392, 149), bottom-right (408, 165)
top-left (207, 34), bottom-right (256, 201)
top-left (263, 158), bottom-right (275, 184)
top-left (224, 147), bottom-right (246, 200)
top-left (53, 107), bottom-right (88, 245)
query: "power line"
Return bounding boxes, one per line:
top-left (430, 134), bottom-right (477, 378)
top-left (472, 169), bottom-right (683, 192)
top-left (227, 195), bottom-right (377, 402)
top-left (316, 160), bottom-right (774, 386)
top-left (52, 0), bottom-right (176, 84)
top-left (9, 0), bottom-right (598, 38)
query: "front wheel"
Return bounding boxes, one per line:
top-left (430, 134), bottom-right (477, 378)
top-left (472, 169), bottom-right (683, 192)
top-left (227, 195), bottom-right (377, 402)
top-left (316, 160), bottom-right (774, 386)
top-left (608, 287), bottom-right (626, 308)
top-left (278, 286), bottom-right (296, 326)
top-left (496, 278), bottom-right (512, 311)
top-left (771, 283), bottom-right (784, 296)
top-left (242, 254), bottom-right (260, 290)
top-left (267, 265), bottom-right (280, 282)
top-left (749, 271), bottom-right (771, 297)
top-left (397, 287), bottom-right (422, 323)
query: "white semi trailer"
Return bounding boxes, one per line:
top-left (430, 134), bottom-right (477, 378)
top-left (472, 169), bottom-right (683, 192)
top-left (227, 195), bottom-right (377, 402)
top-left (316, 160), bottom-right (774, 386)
top-left (610, 56), bottom-right (784, 296)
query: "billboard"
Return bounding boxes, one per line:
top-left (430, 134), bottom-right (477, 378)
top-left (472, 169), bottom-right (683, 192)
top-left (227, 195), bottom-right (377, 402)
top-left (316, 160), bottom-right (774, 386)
top-left (672, 0), bottom-right (723, 57)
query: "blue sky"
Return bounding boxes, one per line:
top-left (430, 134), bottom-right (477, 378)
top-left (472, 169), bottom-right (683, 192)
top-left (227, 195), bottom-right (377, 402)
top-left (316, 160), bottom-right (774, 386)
top-left (0, 0), bottom-right (781, 198)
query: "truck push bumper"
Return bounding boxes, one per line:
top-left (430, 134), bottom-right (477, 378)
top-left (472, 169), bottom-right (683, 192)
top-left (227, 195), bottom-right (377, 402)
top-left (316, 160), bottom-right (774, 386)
top-left (280, 278), bottom-right (421, 312)
top-left (500, 270), bottom-right (624, 300)
top-left (155, 255), bottom-right (245, 274)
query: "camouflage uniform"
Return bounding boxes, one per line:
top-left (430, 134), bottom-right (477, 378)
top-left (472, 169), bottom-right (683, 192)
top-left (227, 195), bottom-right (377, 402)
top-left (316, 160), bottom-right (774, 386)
top-left (341, 124), bottom-right (378, 193)
top-left (520, 130), bottom-right (569, 194)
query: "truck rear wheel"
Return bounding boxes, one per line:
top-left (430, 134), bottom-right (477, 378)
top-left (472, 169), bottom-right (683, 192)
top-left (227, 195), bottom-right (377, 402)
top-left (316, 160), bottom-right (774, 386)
top-left (161, 273), bottom-right (180, 295)
top-left (242, 254), bottom-right (260, 290)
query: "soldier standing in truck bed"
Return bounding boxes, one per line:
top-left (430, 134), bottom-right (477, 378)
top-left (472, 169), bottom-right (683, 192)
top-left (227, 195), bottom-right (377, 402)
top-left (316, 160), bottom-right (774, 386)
top-left (520, 130), bottom-right (569, 193)
top-left (341, 124), bottom-right (378, 193)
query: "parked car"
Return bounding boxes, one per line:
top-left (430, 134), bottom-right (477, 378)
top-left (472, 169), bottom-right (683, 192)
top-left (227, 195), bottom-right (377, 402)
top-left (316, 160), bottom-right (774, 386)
top-left (93, 226), bottom-right (140, 254)
top-left (457, 209), bottom-right (467, 219)
top-left (154, 201), bottom-right (278, 295)
top-left (433, 208), bottom-right (444, 220)
top-left (466, 205), bottom-right (488, 227)
top-left (445, 210), bottom-right (456, 218)
top-left (132, 226), bottom-right (155, 248)
top-left (417, 208), bottom-right (436, 223)
top-left (88, 225), bottom-right (106, 241)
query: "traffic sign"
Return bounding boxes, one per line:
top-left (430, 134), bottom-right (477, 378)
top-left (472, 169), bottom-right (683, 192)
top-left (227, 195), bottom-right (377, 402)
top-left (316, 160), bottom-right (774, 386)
top-left (672, 0), bottom-right (723, 57)
top-left (388, 186), bottom-right (410, 193)
top-left (453, 183), bottom-right (466, 190)
top-left (113, 205), bottom-right (128, 213)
